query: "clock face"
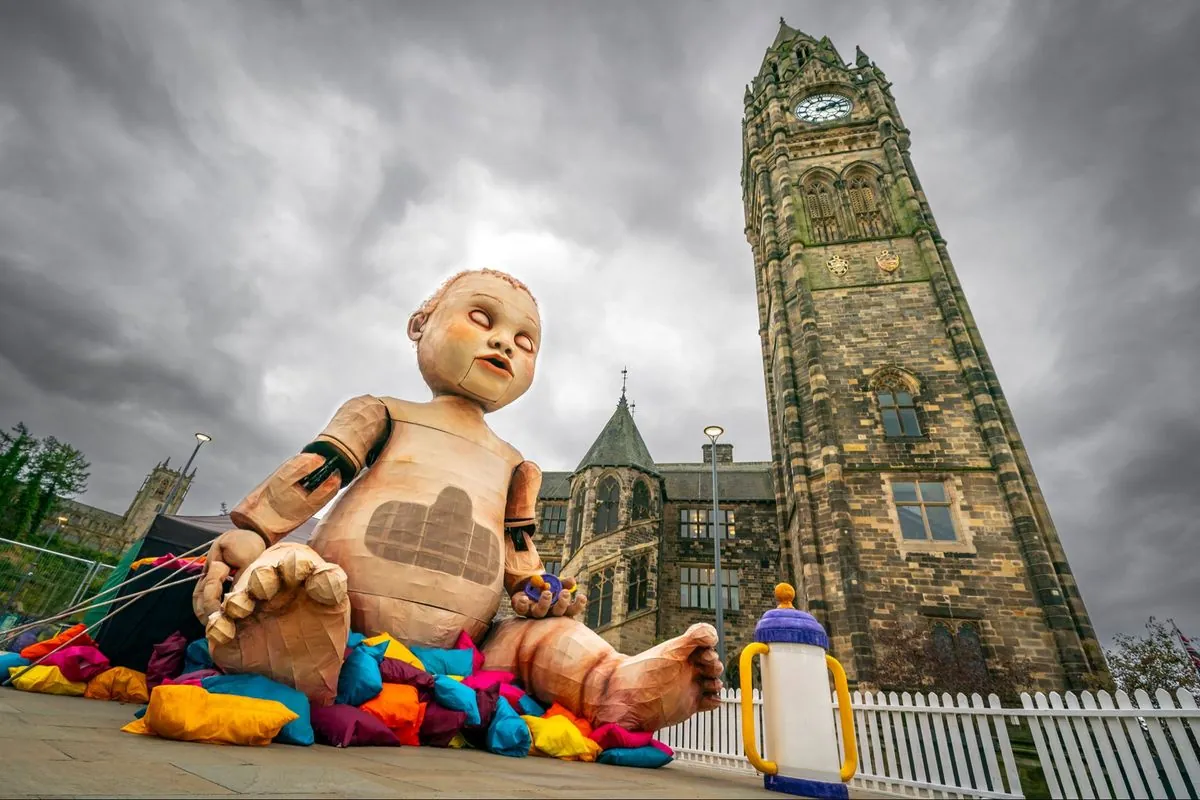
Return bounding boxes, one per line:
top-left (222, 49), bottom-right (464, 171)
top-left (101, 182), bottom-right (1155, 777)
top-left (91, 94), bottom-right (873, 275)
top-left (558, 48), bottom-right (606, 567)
top-left (796, 93), bottom-right (853, 123)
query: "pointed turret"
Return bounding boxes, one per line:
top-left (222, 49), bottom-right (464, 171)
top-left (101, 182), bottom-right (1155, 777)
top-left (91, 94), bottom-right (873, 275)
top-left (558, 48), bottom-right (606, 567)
top-left (575, 393), bottom-right (657, 476)
top-left (856, 45), bottom-right (871, 68)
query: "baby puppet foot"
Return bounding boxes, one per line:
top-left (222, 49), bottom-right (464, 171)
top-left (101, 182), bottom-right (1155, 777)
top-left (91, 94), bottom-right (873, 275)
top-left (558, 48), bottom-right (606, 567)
top-left (593, 622), bottom-right (724, 732)
top-left (206, 543), bottom-right (350, 706)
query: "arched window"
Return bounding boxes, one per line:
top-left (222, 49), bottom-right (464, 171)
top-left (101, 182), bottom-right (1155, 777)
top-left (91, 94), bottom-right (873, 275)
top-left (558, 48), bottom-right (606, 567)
top-left (955, 624), bottom-right (989, 685)
top-left (847, 173), bottom-right (888, 237)
top-left (631, 480), bottom-right (652, 521)
top-left (594, 477), bottom-right (620, 534)
top-left (586, 566), bottom-right (615, 628)
top-left (870, 367), bottom-right (922, 438)
top-left (627, 555), bottom-right (649, 613)
top-left (804, 181), bottom-right (841, 243)
top-left (931, 623), bottom-right (955, 671)
top-left (568, 487), bottom-right (584, 555)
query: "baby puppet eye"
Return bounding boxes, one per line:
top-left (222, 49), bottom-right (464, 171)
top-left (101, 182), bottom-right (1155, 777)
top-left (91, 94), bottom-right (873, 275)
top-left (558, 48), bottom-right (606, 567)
top-left (469, 309), bottom-right (491, 328)
top-left (515, 333), bottom-right (536, 353)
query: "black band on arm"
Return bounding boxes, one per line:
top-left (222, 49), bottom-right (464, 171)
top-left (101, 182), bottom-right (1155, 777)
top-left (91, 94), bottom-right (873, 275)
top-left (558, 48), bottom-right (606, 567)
top-left (505, 522), bottom-right (536, 552)
top-left (299, 441), bottom-right (357, 491)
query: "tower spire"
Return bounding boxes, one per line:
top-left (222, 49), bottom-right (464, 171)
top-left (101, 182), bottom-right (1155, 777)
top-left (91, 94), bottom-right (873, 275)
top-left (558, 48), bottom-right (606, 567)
top-left (620, 366), bottom-right (628, 402)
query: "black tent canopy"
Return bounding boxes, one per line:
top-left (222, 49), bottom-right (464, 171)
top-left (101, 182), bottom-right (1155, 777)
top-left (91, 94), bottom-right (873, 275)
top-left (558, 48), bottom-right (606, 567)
top-left (93, 513), bottom-right (318, 671)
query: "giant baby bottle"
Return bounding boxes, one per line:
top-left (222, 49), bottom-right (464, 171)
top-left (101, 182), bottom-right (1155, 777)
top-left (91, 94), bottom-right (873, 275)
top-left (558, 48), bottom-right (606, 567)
top-left (739, 583), bottom-right (857, 799)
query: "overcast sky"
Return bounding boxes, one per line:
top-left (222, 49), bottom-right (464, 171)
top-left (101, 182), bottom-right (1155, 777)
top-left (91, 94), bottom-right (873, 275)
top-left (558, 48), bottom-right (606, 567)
top-left (1, 1), bottom-right (1196, 644)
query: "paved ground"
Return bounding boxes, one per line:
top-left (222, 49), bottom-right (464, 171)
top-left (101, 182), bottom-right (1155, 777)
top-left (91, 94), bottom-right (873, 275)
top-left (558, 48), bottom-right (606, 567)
top-left (0, 687), bottom-right (887, 798)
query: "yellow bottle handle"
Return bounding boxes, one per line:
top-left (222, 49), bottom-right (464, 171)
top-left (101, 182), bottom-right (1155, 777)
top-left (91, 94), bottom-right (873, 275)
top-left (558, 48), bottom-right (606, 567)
top-left (739, 642), bottom-right (777, 775)
top-left (738, 645), bottom-right (859, 783)
top-left (827, 654), bottom-right (858, 782)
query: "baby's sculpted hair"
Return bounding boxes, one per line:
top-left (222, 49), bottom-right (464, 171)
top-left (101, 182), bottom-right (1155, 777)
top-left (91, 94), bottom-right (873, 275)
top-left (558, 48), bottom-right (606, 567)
top-left (415, 268), bottom-right (538, 320)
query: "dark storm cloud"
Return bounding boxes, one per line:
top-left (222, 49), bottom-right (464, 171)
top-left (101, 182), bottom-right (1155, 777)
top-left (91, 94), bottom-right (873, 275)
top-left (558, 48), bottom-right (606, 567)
top-left (0, 0), bottom-right (1194, 644)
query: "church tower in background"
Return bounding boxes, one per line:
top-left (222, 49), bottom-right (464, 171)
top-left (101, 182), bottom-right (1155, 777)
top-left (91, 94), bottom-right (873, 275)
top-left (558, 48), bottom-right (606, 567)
top-left (741, 20), bottom-right (1110, 690)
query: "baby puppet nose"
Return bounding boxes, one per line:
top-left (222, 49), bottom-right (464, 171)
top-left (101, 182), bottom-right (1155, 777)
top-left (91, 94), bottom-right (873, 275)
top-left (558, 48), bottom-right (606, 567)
top-left (488, 337), bottom-right (514, 356)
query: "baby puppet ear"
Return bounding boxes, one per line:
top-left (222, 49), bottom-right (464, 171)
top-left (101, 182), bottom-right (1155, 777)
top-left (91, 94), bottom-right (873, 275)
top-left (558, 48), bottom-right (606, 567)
top-left (407, 312), bottom-right (427, 342)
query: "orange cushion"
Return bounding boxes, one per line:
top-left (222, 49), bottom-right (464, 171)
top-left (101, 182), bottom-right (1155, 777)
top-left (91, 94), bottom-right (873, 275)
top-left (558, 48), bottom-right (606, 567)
top-left (359, 683), bottom-right (426, 746)
top-left (122, 684), bottom-right (297, 746)
top-left (543, 702), bottom-right (593, 739)
top-left (85, 667), bottom-right (150, 704)
top-left (19, 624), bottom-right (96, 661)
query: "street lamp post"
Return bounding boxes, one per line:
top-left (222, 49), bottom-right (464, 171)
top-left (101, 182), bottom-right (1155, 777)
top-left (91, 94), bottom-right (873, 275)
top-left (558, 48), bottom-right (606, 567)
top-left (160, 432), bottom-right (212, 514)
top-left (704, 424), bottom-right (727, 667)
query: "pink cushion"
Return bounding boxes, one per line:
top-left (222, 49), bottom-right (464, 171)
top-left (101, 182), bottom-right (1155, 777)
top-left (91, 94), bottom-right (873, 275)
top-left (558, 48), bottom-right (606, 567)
top-left (498, 682), bottom-right (526, 707)
top-left (455, 630), bottom-right (486, 673)
top-left (590, 722), bottom-right (654, 750)
top-left (461, 670), bottom-right (515, 691)
top-left (163, 669), bottom-right (222, 687)
top-left (40, 645), bottom-right (110, 683)
top-left (650, 739), bottom-right (674, 757)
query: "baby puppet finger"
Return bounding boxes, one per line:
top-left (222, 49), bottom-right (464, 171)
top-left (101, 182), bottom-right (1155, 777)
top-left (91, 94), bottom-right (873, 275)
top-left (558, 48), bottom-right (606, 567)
top-left (563, 592), bottom-right (587, 618)
top-left (550, 590), bottom-right (572, 616)
top-left (529, 590), bottom-right (554, 618)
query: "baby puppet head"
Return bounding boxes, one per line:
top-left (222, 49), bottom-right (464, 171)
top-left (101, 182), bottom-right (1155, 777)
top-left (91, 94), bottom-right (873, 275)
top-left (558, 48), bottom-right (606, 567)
top-left (407, 269), bottom-right (541, 413)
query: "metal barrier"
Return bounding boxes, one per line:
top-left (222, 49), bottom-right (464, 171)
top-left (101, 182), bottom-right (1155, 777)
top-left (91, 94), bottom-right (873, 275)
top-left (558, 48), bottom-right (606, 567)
top-left (0, 537), bottom-right (114, 635)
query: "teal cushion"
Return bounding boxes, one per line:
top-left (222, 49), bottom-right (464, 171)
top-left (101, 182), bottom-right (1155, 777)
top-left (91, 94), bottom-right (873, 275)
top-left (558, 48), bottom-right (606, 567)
top-left (409, 645), bottom-right (474, 677)
top-left (0, 652), bottom-right (31, 673)
top-left (517, 693), bottom-right (546, 717)
top-left (183, 638), bottom-right (213, 674)
top-left (597, 746), bottom-right (673, 768)
top-left (335, 640), bottom-right (387, 707)
top-left (202, 673), bottom-right (314, 746)
top-left (486, 697), bottom-right (530, 758)
top-left (432, 674), bottom-right (481, 726)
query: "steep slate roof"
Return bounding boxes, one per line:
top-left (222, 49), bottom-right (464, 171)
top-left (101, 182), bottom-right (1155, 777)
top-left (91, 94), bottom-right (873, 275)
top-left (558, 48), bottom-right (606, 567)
top-left (538, 471), bottom-right (572, 500)
top-left (656, 463), bottom-right (776, 502)
top-left (574, 394), bottom-right (658, 476)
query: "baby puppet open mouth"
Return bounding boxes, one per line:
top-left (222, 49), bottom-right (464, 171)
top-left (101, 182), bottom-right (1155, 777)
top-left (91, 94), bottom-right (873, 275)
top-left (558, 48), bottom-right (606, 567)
top-left (476, 354), bottom-right (513, 377)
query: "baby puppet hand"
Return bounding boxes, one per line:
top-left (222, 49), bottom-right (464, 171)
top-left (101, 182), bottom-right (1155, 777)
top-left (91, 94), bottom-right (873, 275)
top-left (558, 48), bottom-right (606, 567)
top-left (511, 575), bottom-right (586, 619)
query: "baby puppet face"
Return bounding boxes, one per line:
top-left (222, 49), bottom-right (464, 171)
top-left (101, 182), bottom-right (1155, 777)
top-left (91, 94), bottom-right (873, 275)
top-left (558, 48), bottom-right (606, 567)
top-left (409, 272), bottom-right (541, 413)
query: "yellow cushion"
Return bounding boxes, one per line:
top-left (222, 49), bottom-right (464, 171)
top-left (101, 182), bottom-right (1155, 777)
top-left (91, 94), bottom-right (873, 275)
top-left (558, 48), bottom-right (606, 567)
top-left (85, 667), bottom-right (149, 704)
top-left (522, 714), bottom-right (602, 762)
top-left (362, 633), bottom-right (424, 670)
top-left (8, 665), bottom-right (86, 696)
top-left (448, 732), bottom-right (469, 749)
top-left (127, 684), bottom-right (298, 746)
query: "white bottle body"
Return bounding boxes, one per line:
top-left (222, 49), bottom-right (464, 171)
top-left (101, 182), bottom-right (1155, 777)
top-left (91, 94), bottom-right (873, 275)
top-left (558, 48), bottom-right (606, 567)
top-left (760, 642), bottom-right (842, 782)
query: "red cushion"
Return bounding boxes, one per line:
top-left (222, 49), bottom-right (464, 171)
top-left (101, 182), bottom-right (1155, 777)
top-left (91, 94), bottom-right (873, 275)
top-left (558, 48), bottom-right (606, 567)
top-left (310, 703), bottom-right (400, 748)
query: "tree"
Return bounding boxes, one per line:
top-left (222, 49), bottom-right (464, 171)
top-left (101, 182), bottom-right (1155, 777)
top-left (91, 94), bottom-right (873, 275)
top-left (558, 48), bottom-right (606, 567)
top-left (0, 425), bottom-right (90, 540)
top-left (0, 423), bottom-right (37, 529)
top-left (1105, 617), bottom-right (1200, 700)
top-left (28, 437), bottom-right (89, 537)
top-left (872, 619), bottom-right (1036, 700)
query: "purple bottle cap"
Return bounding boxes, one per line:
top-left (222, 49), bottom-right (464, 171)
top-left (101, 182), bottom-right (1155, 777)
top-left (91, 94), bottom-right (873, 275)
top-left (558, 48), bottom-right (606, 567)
top-left (754, 583), bottom-right (830, 649)
top-left (524, 573), bottom-right (564, 603)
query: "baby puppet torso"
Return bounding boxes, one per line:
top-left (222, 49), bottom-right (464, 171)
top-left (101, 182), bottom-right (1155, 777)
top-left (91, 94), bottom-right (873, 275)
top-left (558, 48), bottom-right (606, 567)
top-left (308, 396), bottom-right (524, 648)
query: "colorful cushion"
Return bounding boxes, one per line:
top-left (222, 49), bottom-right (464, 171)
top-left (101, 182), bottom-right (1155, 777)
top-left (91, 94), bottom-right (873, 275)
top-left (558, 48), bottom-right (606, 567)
top-left (123, 684), bottom-right (298, 746)
top-left (516, 693), bottom-right (546, 717)
top-left (455, 630), bottom-right (486, 673)
top-left (432, 674), bottom-right (481, 726)
top-left (524, 713), bottom-right (602, 761)
top-left (462, 669), bottom-right (514, 691)
top-left (419, 703), bottom-right (467, 747)
top-left (0, 652), bottom-right (31, 673)
top-left (164, 669), bottom-right (223, 687)
top-left (202, 673), bottom-right (314, 747)
top-left (183, 638), bottom-right (214, 674)
top-left (362, 633), bottom-right (425, 669)
top-left (8, 664), bottom-right (86, 696)
top-left (310, 703), bottom-right (400, 748)
top-left (145, 631), bottom-right (189, 690)
top-left (359, 683), bottom-right (425, 746)
top-left (19, 623), bottom-right (96, 661)
top-left (335, 640), bottom-right (387, 707)
top-left (486, 697), bottom-right (531, 758)
top-left (378, 658), bottom-right (434, 700)
top-left (40, 645), bottom-right (110, 683)
top-left (651, 740), bottom-right (675, 757)
top-left (597, 745), bottom-right (673, 768)
top-left (543, 702), bottom-right (593, 738)
top-left (461, 683), bottom-right (501, 750)
top-left (590, 723), bottom-right (653, 750)
top-left (84, 667), bottom-right (149, 704)
top-left (408, 645), bottom-right (474, 677)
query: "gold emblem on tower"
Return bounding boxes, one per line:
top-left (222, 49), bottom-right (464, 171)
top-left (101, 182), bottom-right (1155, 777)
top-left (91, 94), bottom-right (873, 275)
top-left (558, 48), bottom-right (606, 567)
top-left (826, 254), bottom-right (849, 276)
top-left (875, 248), bottom-right (900, 273)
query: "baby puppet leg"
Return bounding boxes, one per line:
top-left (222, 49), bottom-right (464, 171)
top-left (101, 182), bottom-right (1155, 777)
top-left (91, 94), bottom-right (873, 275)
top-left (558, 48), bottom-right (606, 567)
top-left (481, 616), bottom-right (723, 733)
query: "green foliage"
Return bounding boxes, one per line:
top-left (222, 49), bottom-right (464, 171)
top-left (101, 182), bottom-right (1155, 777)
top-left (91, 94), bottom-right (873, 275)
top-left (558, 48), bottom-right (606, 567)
top-left (0, 422), bottom-right (91, 541)
top-left (1105, 617), bottom-right (1200, 700)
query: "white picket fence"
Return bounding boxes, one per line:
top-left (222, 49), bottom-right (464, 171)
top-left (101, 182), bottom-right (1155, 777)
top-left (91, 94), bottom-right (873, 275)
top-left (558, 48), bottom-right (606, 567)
top-left (655, 688), bottom-right (1200, 799)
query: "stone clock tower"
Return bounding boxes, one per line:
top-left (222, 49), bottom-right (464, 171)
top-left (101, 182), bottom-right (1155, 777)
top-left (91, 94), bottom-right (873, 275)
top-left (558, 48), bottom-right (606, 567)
top-left (742, 20), bottom-right (1110, 690)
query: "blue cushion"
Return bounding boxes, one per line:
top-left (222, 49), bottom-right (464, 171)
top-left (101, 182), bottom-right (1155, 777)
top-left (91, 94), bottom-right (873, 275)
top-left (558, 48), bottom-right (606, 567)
top-left (346, 632), bottom-right (366, 650)
top-left (0, 652), bottom-right (31, 673)
top-left (335, 641), bottom-right (387, 707)
top-left (183, 638), bottom-right (213, 674)
top-left (517, 693), bottom-right (546, 717)
top-left (409, 645), bottom-right (474, 677)
top-left (597, 746), bottom-right (673, 768)
top-left (133, 705), bottom-right (147, 719)
top-left (202, 673), bottom-right (314, 746)
top-left (432, 674), bottom-right (481, 726)
top-left (486, 697), bottom-right (530, 758)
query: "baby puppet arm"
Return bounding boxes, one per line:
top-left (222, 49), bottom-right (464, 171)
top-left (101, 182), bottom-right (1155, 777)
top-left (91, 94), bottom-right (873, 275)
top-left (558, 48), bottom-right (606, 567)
top-left (504, 460), bottom-right (586, 619)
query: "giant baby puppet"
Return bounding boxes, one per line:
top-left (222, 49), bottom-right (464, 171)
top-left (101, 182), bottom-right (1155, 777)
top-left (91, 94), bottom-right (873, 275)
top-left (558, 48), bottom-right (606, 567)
top-left (192, 269), bottom-right (724, 733)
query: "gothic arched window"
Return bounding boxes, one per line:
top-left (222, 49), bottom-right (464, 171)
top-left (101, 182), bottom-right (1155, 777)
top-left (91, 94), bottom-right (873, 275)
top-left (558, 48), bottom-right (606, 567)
top-left (631, 479), bottom-right (652, 521)
top-left (804, 181), bottom-right (841, 243)
top-left (955, 624), bottom-right (989, 685)
top-left (568, 487), bottom-right (585, 555)
top-left (594, 477), bottom-right (620, 534)
top-left (847, 173), bottom-right (888, 237)
top-left (870, 366), bottom-right (923, 438)
top-left (586, 566), bottom-right (615, 628)
top-left (627, 554), bottom-right (649, 613)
